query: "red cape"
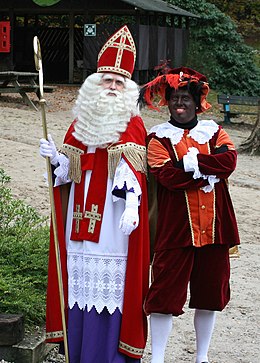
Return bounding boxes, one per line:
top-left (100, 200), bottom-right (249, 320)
top-left (45, 116), bottom-right (150, 358)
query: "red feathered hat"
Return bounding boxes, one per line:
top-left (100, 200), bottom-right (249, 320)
top-left (140, 66), bottom-right (211, 114)
top-left (97, 25), bottom-right (136, 79)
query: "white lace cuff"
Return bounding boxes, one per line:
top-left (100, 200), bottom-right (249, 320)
top-left (201, 175), bottom-right (220, 193)
top-left (183, 147), bottom-right (220, 193)
top-left (112, 159), bottom-right (141, 202)
top-left (54, 154), bottom-right (71, 186)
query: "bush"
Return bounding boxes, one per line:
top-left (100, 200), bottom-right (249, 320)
top-left (170, 0), bottom-right (260, 96)
top-left (0, 169), bottom-right (49, 328)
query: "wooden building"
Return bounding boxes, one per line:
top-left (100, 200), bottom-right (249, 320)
top-left (0, 0), bottom-right (198, 83)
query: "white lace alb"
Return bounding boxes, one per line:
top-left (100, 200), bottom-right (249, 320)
top-left (66, 155), bottom-right (142, 314)
top-left (68, 252), bottom-right (127, 314)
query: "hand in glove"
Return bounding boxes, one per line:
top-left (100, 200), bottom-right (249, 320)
top-left (183, 147), bottom-right (199, 173)
top-left (119, 191), bottom-right (139, 236)
top-left (39, 134), bottom-right (59, 166)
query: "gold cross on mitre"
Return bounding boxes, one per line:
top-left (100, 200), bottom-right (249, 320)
top-left (73, 204), bottom-right (83, 233)
top-left (112, 28), bottom-right (135, 69)
top-left (84, 204), bottom-right (101, 233)
top-left (97, 25), bottom-right (136, 79)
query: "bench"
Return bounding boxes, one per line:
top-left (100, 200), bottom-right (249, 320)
top-left (0, 84), bottom-right (54, 97)
top-left (0, 71), bottom-right (55, 110)
top-left (0, 84), bottom-right (54, 93)
top-left (217, 94), bottom-right (260, 123)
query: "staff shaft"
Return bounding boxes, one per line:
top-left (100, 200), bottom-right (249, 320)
top-left (34, 33), bottom-right (70, 361)
top-left (40, 98), bottom-right (70, 363)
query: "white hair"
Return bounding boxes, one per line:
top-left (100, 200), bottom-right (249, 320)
top-left (72, 73), bottom-right (140, 148)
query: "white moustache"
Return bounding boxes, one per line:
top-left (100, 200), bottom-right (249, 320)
top-left (101, 89), bottom-right (122, 98)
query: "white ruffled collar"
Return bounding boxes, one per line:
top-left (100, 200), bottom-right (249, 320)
top-left (149, 120), bottom-right (219, 145)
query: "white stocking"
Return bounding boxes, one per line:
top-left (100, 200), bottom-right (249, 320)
top-left (194, 309), bottom-right (216, 363)
top-left (150, 313), bottom-right (173, 363)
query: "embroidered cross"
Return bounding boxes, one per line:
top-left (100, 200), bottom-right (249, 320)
top-left (73, 204), bottom-right (83, 233)
top-left (84, 204), bottom-right (101, 233)
top-left (114, 32), bottom-right (129, 68)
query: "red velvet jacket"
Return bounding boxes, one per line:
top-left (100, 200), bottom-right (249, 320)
top-left (147, 120), bottom-right (240, 251)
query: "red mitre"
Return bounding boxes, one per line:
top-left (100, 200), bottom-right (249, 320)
top-left (97, 25), bottom-right (136, 79)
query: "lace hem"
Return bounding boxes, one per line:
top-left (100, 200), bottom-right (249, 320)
top-left (68, 252), bottom-right (127, 314)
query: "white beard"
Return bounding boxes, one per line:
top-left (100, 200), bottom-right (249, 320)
top-left (72, 73), bottom-right (140, 148)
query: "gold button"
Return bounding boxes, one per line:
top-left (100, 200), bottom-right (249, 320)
top-left (187, 134), bottom-right (191, 138)
top-left (201, 205), bottom-right (206, 209)
top-left (202, 230), bottom-right (206, 234)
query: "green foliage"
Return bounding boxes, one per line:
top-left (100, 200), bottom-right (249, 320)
top-left (32, 0), bottom-right (61, 6)
top-left (207, 0), bottom-right (260, 40)
top-left (16, 14), bottom-right (72, 28)
top-left (0, 169), bottom-right (49, 328)
top-left (169, 0), bottom-right (260, 96)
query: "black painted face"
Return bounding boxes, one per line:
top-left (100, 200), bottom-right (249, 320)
top-left (168, 89), bottom-right (196, 124)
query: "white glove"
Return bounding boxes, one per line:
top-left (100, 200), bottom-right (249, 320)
top-left (119, 192), bottom-right (139, 236)
top-left (183, 147), bottom-right (199, 173)
top-left (183, 147), bottom-right (220, 192)
top-left (39, 134), bottom-right (59, 166)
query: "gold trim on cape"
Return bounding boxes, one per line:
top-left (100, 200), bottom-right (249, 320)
top-left (46, 330), bottom-right (64, 339)
top-left (108, 142), bottom-right (147, 179)
top-left (119, 340), bottom-right (144, 357)
top-left (61, 143), bottom-right (84, 184)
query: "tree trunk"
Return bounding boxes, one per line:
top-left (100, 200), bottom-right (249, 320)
top-left (238, 101), bottom-right (260, 155)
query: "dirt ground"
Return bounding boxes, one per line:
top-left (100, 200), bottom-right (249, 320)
top-left (0, 88), bottom-right (259, 363)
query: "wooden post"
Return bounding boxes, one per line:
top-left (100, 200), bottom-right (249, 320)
top-left (69, 11), bottom-right (74, 84)
top-left (0, 314), bottom-right (24, 346)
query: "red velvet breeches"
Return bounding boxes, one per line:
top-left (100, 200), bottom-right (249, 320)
top-left (144, 244), bottom-right (230, 316)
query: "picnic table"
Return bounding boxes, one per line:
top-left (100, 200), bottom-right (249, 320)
top-left (0, 71), bottom-right (54, 110)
